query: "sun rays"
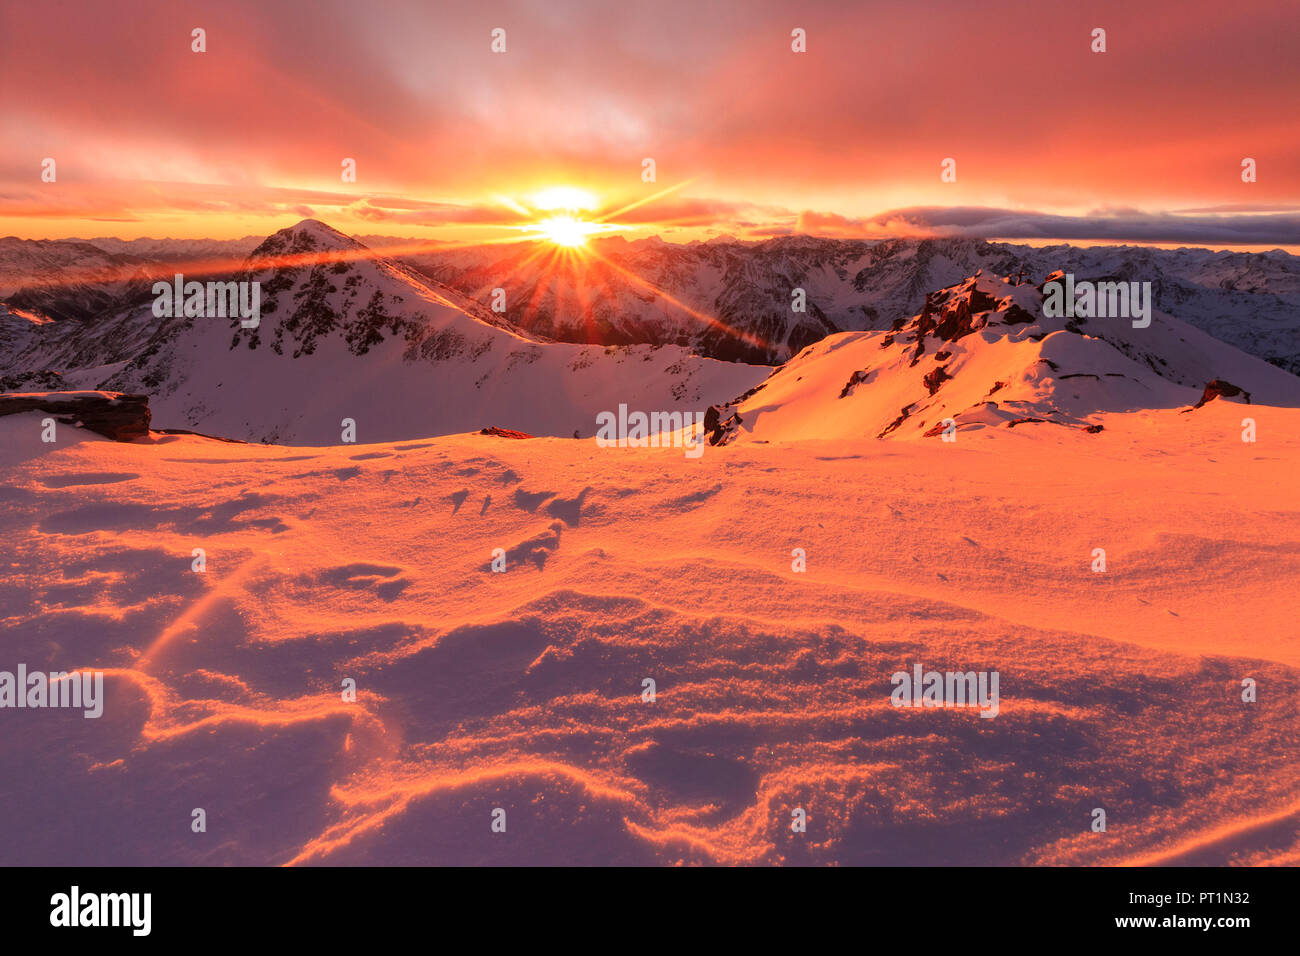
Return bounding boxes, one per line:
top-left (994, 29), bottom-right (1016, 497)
top-left (13, 181), bottom-right (776, 357)
top-left (529, 215), bottom-right (600, 247)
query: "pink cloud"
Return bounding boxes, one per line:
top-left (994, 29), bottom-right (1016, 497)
top-left (2, 0), bottom-right (1296, 238)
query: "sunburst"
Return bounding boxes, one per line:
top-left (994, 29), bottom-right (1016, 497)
top-left (535, 214), bottom-right (598, 248)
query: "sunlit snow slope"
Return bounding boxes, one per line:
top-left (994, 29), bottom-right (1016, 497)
top-left (2, 404), bottom-right (1298, 866)
top-left (706, 271), bottom-right (1300, 443)
top-left (94, 221), bottom-right (767, 444)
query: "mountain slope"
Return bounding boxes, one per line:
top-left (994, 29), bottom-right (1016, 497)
top-left (95, 221), bottom-right (767, 443)
top-left (396, 236), bottom-right (1300, 372)
top-left (0, 237), bottom-right (158, 324)
top-left (702, 270), bottom-right (1300, 444)
top-left (9, 231), bottom-right (1299, 375)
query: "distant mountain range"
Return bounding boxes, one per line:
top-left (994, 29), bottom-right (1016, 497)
top-left (2, 220), bottom-right (1297, 444)
top-left (1, 221), bottom-right (765, 443)
top-left (5, 228), bottom-right (1299, 374)
top-left (382, 234), bottom-right (1300, 373)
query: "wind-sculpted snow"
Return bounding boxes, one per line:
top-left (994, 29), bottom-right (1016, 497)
top-left (2, 407), bottom-right (1298, 865)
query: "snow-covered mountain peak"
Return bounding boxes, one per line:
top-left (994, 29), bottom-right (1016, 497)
top-left (898, 270), bottom-right (1042, 354)
top-left (80, 224), bottom-right (767, 443)
top-left (703, 269), bottom-right (1300, 444)
top-left (257, 218), bottom-right (362, 253)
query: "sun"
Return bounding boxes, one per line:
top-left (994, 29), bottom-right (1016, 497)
top-left (537, 215), bottom-right (596, 247)
top-left (532, 186), bottom-right (598, 212)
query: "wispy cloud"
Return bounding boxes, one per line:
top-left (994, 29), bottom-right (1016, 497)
top-left (4, 0), bottom-right (1296, 240)
top-left (797, 206), bottom-right (1300, 246)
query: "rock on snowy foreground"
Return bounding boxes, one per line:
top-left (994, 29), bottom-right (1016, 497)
top-left (2, 405), bottom-right (1299, 866)
top-left (0, 390), bottom-right (151, 441)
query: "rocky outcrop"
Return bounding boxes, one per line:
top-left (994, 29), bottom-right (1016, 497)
top-left (1191, 378), bottom-right (1252, 409)
top-left (922, 365), bottom-right (952, 395)
top-left (0, 390), bottom-right (151, 441)
top-left (0, 369), bottom-right (65, 392)
top-left (839, 369), bottom-right (873, 398)
top-left (479, 426), bottom-right (534, 439)
top-left (878, 403), bottom-right (916, 439)
top-left (154, 427), bottom-right (246, 443)
top-left (703, 404), bottom-right (743, 446)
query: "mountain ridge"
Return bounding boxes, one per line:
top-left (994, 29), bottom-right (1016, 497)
top-left (701, 269), bottom-right (1300, 444)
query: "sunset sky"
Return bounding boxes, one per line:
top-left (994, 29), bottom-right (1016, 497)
top-left (3, 0), bottom-right (1297, 248)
